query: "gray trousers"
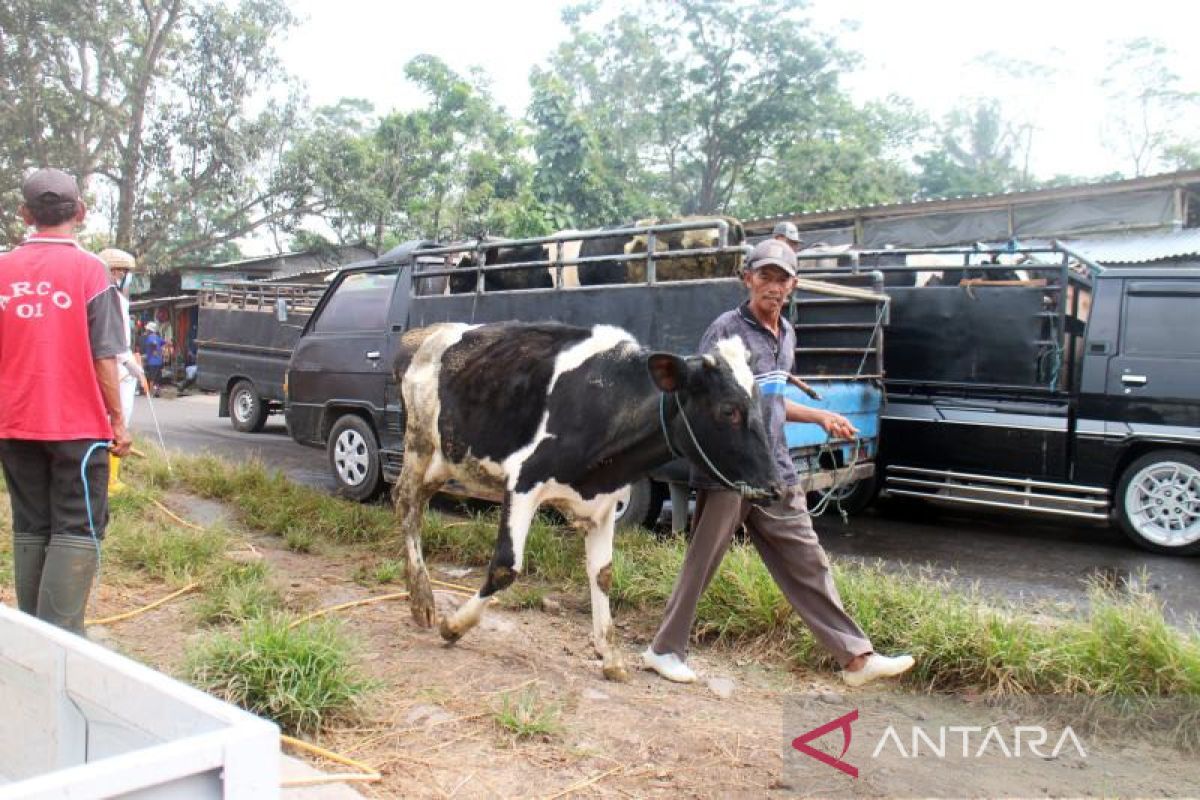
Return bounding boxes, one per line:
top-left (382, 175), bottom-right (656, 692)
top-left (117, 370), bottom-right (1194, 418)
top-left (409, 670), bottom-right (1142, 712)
top-left (651, 486), bottom-right (872, 667)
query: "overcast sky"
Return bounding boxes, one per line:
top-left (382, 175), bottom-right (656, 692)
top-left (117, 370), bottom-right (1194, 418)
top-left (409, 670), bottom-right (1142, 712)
top-left (280, 0), bottom-right (1200, 180)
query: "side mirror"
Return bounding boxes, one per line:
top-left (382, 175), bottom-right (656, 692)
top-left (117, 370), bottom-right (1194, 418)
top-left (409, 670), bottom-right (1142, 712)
top-left (275, 297), bottom-right (288, 323)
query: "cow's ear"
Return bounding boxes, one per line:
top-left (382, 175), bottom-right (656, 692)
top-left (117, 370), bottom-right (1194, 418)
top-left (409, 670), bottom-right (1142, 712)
top-left (647, 353), bottom-right (688, 393)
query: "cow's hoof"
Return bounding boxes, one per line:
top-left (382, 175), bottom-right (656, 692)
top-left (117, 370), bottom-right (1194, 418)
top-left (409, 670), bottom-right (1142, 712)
top-left (603, 663), bottom-right (630, 683)
top-left (439, 618), bottom-right (463, 644)
top-left (409, 599), bottom-right (436, 629)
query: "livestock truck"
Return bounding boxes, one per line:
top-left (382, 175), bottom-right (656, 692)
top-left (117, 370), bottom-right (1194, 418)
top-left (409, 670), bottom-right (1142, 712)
top-left (812, 244), bottom-right (1200, 555)
top-left (280, 219), bottom-right (888, 530)
top-left (195, 281), bottom-right (326, 432)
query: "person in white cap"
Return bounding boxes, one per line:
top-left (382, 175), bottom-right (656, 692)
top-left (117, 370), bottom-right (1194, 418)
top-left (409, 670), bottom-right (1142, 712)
top-left (97, 248), bottom-right (146, 494)
top-left (772, 221), bottom-right (804, 253)
top-left (642, 238), bottom-right (915, 687)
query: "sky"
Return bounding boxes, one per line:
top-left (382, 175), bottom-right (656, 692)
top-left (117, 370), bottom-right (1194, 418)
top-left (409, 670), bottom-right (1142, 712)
top-left (280, 0), bottom-right (1200, 179)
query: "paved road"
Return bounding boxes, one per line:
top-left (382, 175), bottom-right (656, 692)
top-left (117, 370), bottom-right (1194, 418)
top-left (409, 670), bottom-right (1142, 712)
top-left (131, 392), bottom-right (336, 493)
top-left (133, 393), bottom-right (1200, 627)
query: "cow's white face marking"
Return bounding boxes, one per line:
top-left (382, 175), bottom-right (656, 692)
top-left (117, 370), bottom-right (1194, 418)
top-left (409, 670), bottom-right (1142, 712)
top-left (714, 336), bottom-right (754, 397)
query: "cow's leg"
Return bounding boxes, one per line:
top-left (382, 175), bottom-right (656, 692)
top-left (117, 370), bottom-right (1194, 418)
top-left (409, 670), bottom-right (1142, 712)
top-left (392, 463), bottom-right (439, 628)
top-left (585, 503), bottom-right (628, 682)
top-left (440, 490), bottom-right (536, 642)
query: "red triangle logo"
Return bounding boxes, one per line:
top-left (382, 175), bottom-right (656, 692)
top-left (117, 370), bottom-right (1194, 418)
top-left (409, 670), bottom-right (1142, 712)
top-left (791, 708), bottom-right (859, 779)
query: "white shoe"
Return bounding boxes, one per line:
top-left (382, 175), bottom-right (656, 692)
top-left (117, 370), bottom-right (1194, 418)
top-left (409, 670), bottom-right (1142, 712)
top-left (841, 653), bottom-right (915, 687)
top-left (641, 647), bottom-right (698, 683)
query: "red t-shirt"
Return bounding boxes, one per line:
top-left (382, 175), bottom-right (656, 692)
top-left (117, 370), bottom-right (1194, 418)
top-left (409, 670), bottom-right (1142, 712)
top-left (0, 235), bottom-right (124, 440)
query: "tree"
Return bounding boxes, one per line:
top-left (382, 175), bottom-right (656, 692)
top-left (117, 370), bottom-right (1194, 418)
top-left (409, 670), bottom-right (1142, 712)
top-left (734, 96), bottom-right (922, 217)
top-left (527, 70), bottom-right (637, 229)
top-left (1101, 38), bottom-right (1200, 177)
top-left (541, 0), bottom-right (862, 216)
top-left (286, 56), bottom-right (538, 248)
top-left (915, 99), bottom-right (1024, 199)
top-left (0, 0), bottom-right (308, 266)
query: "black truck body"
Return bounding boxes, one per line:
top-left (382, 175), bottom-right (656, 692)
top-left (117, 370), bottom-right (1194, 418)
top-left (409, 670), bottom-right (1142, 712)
top-left (196, 282), bottom-right (325, 432)
top-left (828, 246), bottom-right (1200, 555)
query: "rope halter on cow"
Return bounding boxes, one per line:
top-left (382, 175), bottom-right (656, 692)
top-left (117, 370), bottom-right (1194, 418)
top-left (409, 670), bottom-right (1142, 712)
top-left (658, 392), bottom-right (773, 502)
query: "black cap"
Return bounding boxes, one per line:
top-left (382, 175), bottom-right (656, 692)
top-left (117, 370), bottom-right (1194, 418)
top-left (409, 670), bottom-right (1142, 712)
top-left (22, 168), bottom-right (81, 206)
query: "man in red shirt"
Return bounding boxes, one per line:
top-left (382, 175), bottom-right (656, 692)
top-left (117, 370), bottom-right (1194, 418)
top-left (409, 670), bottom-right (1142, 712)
top-left (0, 168), bottom-right (132, 635)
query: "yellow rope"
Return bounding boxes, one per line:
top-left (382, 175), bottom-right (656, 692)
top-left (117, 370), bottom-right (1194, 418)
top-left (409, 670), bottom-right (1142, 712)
top-left (280, 733), bottom-right (382, 786)
top-left (87, 582), bottom-right (200, 626)
top-left (431, 578), bottom-right (476, 595)
top-left (541, 765), bottom-right (624, 800)
top-left (288, 592), bottom-right (409, 629)
top-left (150, 498), bottom-right (205, 531)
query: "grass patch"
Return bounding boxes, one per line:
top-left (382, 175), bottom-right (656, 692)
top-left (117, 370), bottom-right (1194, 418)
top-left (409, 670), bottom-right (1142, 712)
top-left (354, 558), bottom-right (404, 586)
top-left (186, 616), bottom-right (373, 735)
top-left (173, 456), bottom-right (394, 544)
top-left (195, 561), bottom-right (282, 626)
top-left (502, 584), bottom-right (547, 611)
top-left (492, 687), bottom-right (561, 740)
top-left (132, 451), bottom-right (1200, 702)
top-left (104, 519), bottom-right (227, 583)
top-left (283, 526), bottom-right (317, 554)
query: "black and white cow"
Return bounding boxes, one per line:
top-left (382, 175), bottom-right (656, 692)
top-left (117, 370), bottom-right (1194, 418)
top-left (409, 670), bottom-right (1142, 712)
top-left (392, 321), bottom-right (780, 680)
top-left (447, 242), bottom-right (554, 293)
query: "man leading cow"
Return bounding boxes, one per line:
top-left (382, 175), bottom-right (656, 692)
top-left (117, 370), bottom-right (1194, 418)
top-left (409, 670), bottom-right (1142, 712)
top-left (641, 238), bottom-right (916, 687)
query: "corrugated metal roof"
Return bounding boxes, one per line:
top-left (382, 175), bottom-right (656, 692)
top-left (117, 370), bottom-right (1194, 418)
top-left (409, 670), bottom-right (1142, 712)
top-left (1060, 229), bottom-right (1200, 264)
top-left (743, 168), bottom-right (1200, 228)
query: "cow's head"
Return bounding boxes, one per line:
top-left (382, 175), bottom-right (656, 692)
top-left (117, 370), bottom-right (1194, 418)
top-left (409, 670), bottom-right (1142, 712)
top-left (647, 337), bottom-right (780, 504)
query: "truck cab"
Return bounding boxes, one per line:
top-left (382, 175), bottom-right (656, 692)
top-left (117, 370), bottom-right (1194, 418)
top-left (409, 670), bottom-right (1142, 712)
top-left (857, 246), bottom-right (1200, 555)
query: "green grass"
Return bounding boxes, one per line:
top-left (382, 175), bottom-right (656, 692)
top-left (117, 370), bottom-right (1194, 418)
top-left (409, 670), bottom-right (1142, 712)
top-left (354, 558), bottom-right (404, 586)
top-left (185, 616), bottom-right (373, 735)
top-left (492, 687), bottom-right (561, 739)
top-left (283, 526), bottom-right (317, 554)
top-left (195, 561), bottom-right (282, 626)
top-left (104, 519), bottom-right (228, 583)
top-left (131, 451), bottom-right (1200, 702)
top-left (501, 584), bottom-right (548, 610)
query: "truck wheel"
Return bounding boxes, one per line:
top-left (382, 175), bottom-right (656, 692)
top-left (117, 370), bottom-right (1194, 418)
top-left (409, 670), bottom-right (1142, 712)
top-left (1116, 450), bottom-right (1200, 555)
top-left (328, 415), bottom-right (384, 502)
top-left (613, 478), bottom-right (665, 531)
top-left (230, 380), bottom-right (268, 433)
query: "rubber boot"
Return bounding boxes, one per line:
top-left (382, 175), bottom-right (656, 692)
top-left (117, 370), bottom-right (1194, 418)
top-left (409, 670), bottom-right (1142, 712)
top-left (37, 535), bottom-right (99, 636)
top-left (12, 533), bottom-right (50, 614)
top-left (108, 453), bottom-right (127, 496)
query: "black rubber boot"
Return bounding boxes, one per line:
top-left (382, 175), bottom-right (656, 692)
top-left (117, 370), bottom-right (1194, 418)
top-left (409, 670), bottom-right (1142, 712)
top-left (13, 532), bottom-right (50, 614)
top-left (37, 535), bottom-right (99, 636)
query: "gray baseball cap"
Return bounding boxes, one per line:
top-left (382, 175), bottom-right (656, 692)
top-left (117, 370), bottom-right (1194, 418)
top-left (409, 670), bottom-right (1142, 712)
top-left (746, 239), bottom-right (798, 277)
top-left (772, 221), bottom-right (802, 244)
top-left (22, 168), bottom-right (81, 206)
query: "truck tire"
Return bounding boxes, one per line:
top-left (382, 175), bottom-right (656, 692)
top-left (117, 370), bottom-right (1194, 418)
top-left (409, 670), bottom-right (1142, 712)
top-left (613, 478), bottom-right (665, 531)
top-left (1116, 450), bottom-right (1200, 556)
top-left (230, 380), bottom-right (268, 433)
top-left (328, 414), bottom-right (385, 502)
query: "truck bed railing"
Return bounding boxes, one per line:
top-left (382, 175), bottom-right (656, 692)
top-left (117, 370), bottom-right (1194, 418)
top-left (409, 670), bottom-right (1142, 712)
top-left (199, 281), bottom-right (327, 313)
top-left (392, 217), bottom-right (747, 288)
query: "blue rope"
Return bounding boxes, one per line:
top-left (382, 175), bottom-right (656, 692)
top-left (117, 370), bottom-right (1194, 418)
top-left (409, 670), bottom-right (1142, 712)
top-left (80, 440), bottom-right (109, 561)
